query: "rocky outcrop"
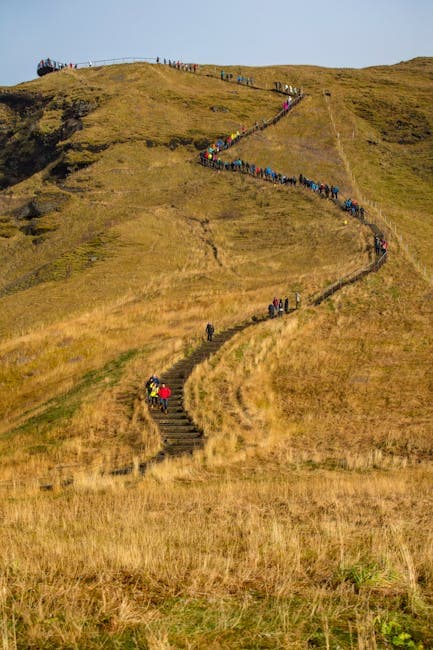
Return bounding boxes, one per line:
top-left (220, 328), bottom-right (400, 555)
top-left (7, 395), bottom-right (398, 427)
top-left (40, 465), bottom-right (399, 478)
top-left (0, 92), bottom-right (98, 189)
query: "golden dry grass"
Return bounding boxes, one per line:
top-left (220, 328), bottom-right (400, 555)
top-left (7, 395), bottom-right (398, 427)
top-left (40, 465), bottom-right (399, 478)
top-left (1, 465), bottom-right (432, 647)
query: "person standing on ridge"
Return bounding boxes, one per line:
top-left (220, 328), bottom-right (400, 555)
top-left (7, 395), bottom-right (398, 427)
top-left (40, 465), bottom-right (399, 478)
top-left (284, 297), bottom-right (289, 314)
top-left (206, 323), bottom-right (215, 341)
top-left (295, 292), bottom-right (301, 309)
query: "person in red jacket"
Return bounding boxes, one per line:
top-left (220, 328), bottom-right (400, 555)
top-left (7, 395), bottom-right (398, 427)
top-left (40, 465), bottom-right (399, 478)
top-left (158, 383), bottom-right (172, 414)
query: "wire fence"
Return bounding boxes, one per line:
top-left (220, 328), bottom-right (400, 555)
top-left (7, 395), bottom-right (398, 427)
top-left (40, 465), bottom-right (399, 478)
top-left (74, 57), bottom-right (157, 67)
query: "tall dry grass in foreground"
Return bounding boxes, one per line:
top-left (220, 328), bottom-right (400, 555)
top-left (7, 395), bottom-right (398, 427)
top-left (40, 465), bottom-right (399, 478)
top-left (1, 465), bottom-right (432, 648)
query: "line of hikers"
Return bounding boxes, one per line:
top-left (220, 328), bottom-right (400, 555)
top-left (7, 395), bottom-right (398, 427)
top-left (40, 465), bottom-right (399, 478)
top-left (344, 198), bottom-right (365, 219)
top-left (298, 175), bottom-right (339, 199)
top-left (157, 58), bottom-right (199, 73)
top-left (199, 98), bottom-right (299, 168)
top-left (198, 95), bottom-right (391, 262)
top-left (268, 293), bottom-right (301, 318)
top-left (274, 81), bottom-right (301, 96)
top-left (220, 71), bottom-right (254, 85)
top-left (200, 101), bottom-right (374, 232)
top-left (158, 57), bottom-right (303, 99)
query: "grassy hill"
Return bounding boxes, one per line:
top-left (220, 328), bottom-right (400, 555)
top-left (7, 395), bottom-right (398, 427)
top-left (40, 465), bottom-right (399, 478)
top-left (0, 59), bottom-right (432, 647)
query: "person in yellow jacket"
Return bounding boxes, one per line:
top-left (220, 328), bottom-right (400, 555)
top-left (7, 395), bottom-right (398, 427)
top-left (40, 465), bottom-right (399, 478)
top-left (150, 381), bottom-right (159, 409)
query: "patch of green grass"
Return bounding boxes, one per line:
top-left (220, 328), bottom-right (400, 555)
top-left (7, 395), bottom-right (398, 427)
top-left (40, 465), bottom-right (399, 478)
top-left (376, 615), bottom-right (426, 649)
top-left (339, 562), bottom-right (396, 593)
top-left (3, 348), bottom-right (140, 441)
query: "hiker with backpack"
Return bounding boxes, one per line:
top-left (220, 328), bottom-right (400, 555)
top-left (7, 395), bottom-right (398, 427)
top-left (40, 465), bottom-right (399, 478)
top-left (145, 373), bottom-right (160, 406)
top-left (149, 381), bottom-right (160, 408)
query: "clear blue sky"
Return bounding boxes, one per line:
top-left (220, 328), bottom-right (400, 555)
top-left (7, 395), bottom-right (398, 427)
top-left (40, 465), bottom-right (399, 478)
top-left (1, 0), bottom-right (432, 87)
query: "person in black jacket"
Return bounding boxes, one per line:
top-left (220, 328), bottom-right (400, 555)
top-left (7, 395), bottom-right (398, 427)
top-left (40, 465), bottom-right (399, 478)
top-left (205, 323), bottom-right (215, 341)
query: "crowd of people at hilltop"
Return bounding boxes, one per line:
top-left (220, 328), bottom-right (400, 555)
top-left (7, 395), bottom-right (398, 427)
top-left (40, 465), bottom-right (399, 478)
top-left (156, 57), bottom-right (199, 73)
top-left (155, 57), bottom-right (303, 98)
top-left (37, 59), bottom-right (77, 73)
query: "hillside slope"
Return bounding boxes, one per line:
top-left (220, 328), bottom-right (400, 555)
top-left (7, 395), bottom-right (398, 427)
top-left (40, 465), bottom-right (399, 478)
top-left (0, 62), bottom-right (370, 473)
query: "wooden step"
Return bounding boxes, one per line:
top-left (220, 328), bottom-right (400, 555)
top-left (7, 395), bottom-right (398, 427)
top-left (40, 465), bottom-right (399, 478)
top-left (161, 428), bottom-right (201, 436)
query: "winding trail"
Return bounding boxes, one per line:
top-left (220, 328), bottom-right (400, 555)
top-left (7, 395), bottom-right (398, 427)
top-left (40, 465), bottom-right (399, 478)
top-left (1, 79), bottom-right (387, 491)
top-left (123, 89), bottom-right (387, 473)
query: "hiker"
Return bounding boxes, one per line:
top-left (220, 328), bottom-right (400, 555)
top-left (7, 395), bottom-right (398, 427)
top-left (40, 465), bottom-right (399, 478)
top-left (272, 296), bottom-right (279, 312)
top-left (149, 381), bottom-right (159, 409)
top-left (284, 297), bottom-right (289, 313)
top-left (278, 299), bottom-right (284, 317)
top-left (158, 383), bottom-right (172, 414)
top-left (205, 322), bottom-right (215, 341)
top-left (268, 303), bottom-right (276, 319)
top-left (295, 292), bottom-right (301, 309)
top-left (145, 377), bottom-right (154, 405)
top-left (374, 235), bottom-right (381, 255)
